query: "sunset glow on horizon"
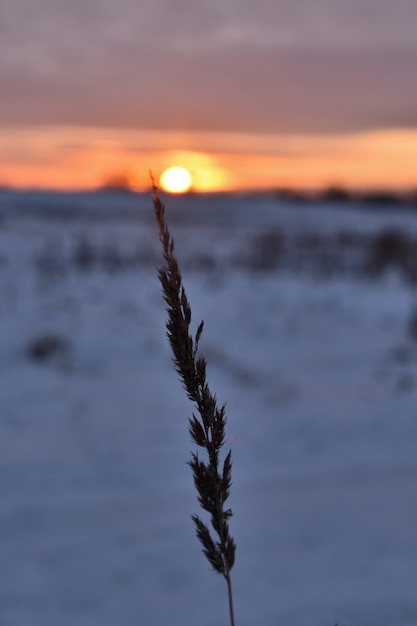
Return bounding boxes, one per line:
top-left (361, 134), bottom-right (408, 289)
top-left (1, 125), bottom-right (416, 194)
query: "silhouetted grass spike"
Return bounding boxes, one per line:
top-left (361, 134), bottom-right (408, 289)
top-left (151, 178), bottom-right (236, 626)
top-left (192, 515), bottom-right (225, 574)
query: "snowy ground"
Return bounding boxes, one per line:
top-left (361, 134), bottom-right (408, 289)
top-left (1, 190), bottom-right (417, 626)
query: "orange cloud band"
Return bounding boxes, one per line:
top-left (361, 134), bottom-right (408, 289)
top-left (0, 125), bottom-right (416, 192)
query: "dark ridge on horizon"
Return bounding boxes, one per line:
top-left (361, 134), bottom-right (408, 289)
top-left (1, 183), bottom-right (417, 211)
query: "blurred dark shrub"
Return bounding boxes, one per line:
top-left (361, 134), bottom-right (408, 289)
top-left (73, 237), bottom-right (96, 270)
top-left (359, 191), bottom-right (402, 208)
top-left (27, 333), bottom-right (69, 362)
top-left (100, 242), bottom-right (124, 272)
top-left (35, 240), bottom-right (65, 276)
top-left (246, 231), bottom-right (284, 271)
top-left (408, 306), bottom-right (417, 342)
top-left (365, 229), bottom-right (416, 280)
top-left (317, 186), bottom-right (353, 204)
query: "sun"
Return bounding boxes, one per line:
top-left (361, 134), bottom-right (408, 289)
top-left (160, 166), bottom-right (193, 193)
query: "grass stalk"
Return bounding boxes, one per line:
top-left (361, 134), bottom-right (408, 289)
top-left (151, 179), bottom-right (236, 626)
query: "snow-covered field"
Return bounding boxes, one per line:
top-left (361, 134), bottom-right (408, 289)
top-left (1, 190), bottom-right (417, 626)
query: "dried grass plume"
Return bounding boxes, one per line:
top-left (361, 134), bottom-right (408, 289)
top-left (151, 178), bottom-right (236, 626)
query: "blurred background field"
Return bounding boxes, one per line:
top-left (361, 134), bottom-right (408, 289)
top-left (1, 190), bottom-right (417, 626)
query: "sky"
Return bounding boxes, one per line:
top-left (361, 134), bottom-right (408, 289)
top-left (1, 0), bottom-right (417, 192)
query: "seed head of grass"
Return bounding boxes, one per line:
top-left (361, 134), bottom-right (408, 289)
top-left (151, 177), bottom-right (236, 625)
